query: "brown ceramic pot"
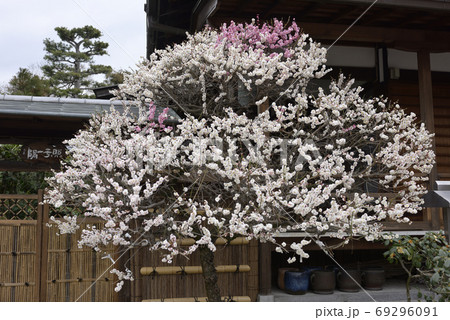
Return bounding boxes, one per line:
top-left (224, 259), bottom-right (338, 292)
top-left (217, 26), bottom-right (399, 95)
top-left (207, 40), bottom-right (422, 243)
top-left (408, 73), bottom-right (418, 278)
top-left (337, 269), bottom-right (362, 292)
top-left (277, 267), bottom-right (298, 290)
top-left (361, 267), bottom-right (385, 290)
top-left (310, 270), bottom-right (336, 294)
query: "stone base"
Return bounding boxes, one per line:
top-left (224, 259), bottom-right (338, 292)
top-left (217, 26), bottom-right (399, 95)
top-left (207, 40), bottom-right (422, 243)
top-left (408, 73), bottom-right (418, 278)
top-left (257, 294), bottom-right (275, 302)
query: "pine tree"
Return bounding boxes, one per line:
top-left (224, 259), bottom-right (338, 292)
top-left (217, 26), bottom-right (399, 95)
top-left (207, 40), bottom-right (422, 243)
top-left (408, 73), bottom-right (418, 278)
top-left (42, 25), bottom-right (112, 97)
top-left (7, 68), bottom-right (50, 96)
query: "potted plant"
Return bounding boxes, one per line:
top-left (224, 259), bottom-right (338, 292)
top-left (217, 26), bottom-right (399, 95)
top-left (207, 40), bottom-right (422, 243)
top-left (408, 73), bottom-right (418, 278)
top-left (384, 231), bottom-right (449, 302)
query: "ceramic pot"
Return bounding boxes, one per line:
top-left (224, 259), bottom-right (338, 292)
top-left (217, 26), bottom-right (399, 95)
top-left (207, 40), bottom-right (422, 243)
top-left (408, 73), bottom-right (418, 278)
top-left (310, 270), bottom-right (336, 294)
top-left (284, 271), bottom-right (309, 295)
top-left (304, 267), bottom-right (321, 289)
top-left (337, 269), bottom-right (362, 292)
top-left (361, 267), bottom-right (385, 290)
top-left (277, 268), bottom-right (298, 290)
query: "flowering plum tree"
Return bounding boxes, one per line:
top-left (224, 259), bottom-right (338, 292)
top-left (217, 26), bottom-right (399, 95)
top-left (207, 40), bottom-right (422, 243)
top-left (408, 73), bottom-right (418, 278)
top-left (119, 19), bottom-right (328, 117)
top-left (45, 19), bottom-right (435, 301)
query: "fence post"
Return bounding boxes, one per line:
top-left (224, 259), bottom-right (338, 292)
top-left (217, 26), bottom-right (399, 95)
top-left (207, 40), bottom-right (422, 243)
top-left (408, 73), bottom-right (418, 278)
top-left (35, 190), bottom-right (49, 302)
top-left (35, 191), bottom-right (43, 301)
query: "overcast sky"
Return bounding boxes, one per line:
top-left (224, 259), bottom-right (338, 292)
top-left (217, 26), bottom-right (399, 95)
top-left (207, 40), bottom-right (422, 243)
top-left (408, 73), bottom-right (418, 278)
top-left (0, 0), bottom-right (146, 88)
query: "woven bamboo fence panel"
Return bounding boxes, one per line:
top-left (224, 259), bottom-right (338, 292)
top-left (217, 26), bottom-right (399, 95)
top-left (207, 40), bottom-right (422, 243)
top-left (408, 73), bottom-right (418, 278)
top-left (138, 239), bottom-right (259, 301)
top-left (1, 192), bottom-right (259, 301)
top-left (0, 193), bottom-right (117, 302)
top-left (0, 194), bottom-right (39, 302)
top-left (0, 222), bottom-right (36, 301)
top-left (46, 218), bottom-right (117, 302)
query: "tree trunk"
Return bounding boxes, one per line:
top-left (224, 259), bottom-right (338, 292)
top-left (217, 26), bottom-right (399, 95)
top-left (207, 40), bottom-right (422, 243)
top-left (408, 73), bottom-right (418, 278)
top-left (199, 246), bottom-right (221, 302)
top-left (74, 43), bottom-right (81, 95)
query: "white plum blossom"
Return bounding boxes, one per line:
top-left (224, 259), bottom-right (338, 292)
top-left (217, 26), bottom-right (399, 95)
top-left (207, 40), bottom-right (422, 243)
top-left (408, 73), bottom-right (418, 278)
top-left (45, 18), bottom-right (435, 295)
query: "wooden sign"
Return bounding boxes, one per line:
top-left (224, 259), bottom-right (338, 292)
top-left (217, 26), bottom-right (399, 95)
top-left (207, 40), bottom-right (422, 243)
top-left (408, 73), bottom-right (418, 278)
top-left (20, 143), bottom-right (65, 164)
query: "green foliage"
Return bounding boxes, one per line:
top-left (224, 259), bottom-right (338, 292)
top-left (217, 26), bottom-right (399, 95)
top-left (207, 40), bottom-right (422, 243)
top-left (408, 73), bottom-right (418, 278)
top-left (384, 231), bottom-right (450, 301)
top-left (0, 145), bottom-right (48, 194)
top-left (93, 69), bottom-right (127, 88)
top-left (42, 25), bottom-right (112, 97)
top-left (0, 144), bottom-right (21, 160)
top-left (7, 68), bottom-right (50, 96)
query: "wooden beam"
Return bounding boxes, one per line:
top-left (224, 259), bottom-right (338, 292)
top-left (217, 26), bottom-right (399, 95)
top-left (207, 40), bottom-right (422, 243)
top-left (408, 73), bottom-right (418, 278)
top-left (322, 0), bottom-right (450, 12)
top-left (396, 12), bottom-right (427, 28)
top-left (358, 8), bottom-right (393, 26)
top-left (147, 20), bottom-right (187, 36)
top-left (296, 22), bottom-right (450, 52)
top-left (417, 50), bottom-right (440, 230)
top-left (207, 16), bottom-right (450, 52)
top-left (0, 160), bottom-right (60, 172)
top-left (328, 6), bottom-right (362, 24)
top-left (261, 0), bottom-right (282, 19)
top-left (235, 0), bottom-right (255, 15)
top-left (295, 2), bottom-right (321, 19)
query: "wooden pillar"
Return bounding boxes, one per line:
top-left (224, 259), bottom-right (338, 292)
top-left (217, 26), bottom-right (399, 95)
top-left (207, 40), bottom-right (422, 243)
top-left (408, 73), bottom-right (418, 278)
top-left (35, 190), bottom-right (49, 301)
top-left (131, 247), bottom-right (143, 302)
top-left (417, 50), bottom-right (440, 229)
top-left (257, 100), bottom-right (273, 297)
top-left (247, 240), bottom-right (259, 301)
top-left (258, 242), bottom-right (272, 296)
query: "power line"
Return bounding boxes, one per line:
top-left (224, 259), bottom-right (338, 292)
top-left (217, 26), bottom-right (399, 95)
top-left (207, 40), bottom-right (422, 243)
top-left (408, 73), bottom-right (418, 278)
top-left (70, 0), bottom-right (137, 66)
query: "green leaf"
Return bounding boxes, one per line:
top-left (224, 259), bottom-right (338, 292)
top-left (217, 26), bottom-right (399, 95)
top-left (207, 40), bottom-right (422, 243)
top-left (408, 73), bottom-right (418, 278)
top-left (430, 272), bottom-right (440, 284)
top-left (445, 259), bottom-right (450, 269)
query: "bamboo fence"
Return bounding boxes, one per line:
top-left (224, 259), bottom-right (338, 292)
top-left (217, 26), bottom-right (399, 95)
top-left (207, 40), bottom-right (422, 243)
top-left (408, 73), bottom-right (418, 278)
top-left (0, 192), bottom-right (117, 302)
top-left (45, 219), bottom-right (117, 302)
top-left (137, 238), bottom-right (259, 302)
top-left (1, 192), bottom-right (259, 302)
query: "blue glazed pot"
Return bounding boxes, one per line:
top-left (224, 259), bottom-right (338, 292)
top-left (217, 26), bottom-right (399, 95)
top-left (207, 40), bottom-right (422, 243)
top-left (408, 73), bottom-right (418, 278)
top-left (284, 271), bottom-right (309, 295)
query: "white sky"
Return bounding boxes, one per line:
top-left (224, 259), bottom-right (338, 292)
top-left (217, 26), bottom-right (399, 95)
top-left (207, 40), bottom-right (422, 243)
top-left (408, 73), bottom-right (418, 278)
top-left (0, 0), bottom-right (146, 87)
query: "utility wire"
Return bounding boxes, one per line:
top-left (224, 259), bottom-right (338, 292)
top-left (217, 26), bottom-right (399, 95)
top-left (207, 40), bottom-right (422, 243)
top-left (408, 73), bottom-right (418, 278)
top-left (70, 0), bottom-right (137, 66)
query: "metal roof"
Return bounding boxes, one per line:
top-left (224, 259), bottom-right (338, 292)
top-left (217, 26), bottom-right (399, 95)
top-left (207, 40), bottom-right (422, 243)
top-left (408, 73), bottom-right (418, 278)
top-left (0, 94), bottom-right (133, 119)
top-left (0, 94), bottom-right (180, 120)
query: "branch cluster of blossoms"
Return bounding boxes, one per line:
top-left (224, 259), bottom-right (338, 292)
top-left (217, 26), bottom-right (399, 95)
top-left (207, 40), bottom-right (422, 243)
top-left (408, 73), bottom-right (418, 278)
top-left (45, 18), bottom-right (435, 289)
top-left (216, 17), bottom-right (301, 56)
top-left (117, 18), bottom-right (328, 117)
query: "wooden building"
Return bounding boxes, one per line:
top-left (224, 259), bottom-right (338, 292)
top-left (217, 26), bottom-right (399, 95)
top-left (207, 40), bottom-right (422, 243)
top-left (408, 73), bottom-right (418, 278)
top-left (145, 0), bottom-right (450, 301)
